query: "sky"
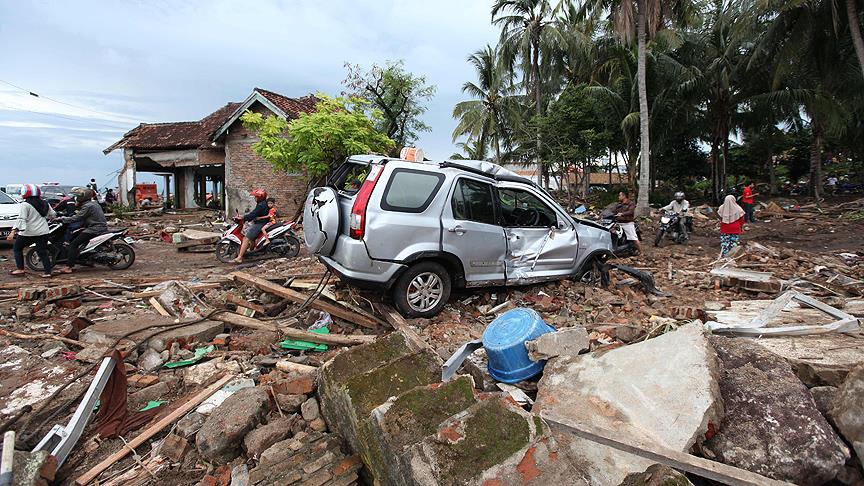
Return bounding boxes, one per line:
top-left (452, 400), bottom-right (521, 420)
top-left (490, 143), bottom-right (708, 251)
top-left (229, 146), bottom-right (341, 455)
top-left (0, 0), bottom-right (499, 188)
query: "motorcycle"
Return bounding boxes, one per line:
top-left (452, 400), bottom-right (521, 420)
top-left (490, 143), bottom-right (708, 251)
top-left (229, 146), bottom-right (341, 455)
top-left (599, 207), bottom-right (641, 257)
top-left (25, 222), bottom-right (136, 272)
top-left (215, 216), bottom-right (300, 263)
top-left (654, 210), bottom-right (690, 247)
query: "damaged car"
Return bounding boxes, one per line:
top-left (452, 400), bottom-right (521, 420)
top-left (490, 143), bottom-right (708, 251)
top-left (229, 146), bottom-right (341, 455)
top-left (303, 155), bottom-right (615, 317)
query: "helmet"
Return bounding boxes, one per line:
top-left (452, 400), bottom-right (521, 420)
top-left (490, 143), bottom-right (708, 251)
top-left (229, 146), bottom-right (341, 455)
top-left (251, 188), bottom-right (267, 201)
top-left (674, 191), bottom-right (685, 201)
top-left (71, 187), bottom-right (94, 204)
top-left (21, 184), bottom-right (41, 198)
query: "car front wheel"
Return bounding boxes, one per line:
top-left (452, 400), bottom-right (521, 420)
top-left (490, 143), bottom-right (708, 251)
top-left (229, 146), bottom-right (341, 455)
top-left (392, 261), bottom-right (451, 318)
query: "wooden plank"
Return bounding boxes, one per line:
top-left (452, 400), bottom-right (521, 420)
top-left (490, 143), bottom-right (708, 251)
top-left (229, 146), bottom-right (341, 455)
top-left (75, 374), bottom-right (234, 486)
top-left (287, 282), bottom-right (385, 326)
top-left (231, 272), bottom-right (379, 329)
top-left (148, 297), bottom-right (171, 317)
top-left (225, 294), bottom-right (267, 314)
top-left (215, 312), bottom-right (376, 346)
top-left (130, 283), bottom-right (221, 299)
top-left (542, 413), bottom-right (795, 486)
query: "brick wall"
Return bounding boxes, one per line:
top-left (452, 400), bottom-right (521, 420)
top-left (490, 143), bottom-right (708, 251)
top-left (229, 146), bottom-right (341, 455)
top-left (224, 104), bottom-right (307, 218)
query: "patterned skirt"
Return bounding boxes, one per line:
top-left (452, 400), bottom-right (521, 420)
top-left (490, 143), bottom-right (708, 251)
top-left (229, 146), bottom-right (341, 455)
top-left (720, 234), bottom-right (740, 257)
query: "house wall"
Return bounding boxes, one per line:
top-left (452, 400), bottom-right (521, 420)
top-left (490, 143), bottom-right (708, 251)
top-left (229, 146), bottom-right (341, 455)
top-left (223, 105), bottom-right (307, 218)
top-left (118, 149), bottom-right (136, 206)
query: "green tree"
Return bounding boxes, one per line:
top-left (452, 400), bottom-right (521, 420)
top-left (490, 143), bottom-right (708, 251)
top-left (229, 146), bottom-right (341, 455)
top-left (241, 94), bottom-right (395, 181)
top-left (452, 45), bottom-right (520, 163)
top-left (342, 60), bottom-right (436, 150)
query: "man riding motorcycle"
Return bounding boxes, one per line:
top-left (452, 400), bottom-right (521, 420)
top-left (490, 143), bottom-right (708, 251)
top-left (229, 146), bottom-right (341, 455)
top-left (57, 188), bottom-right (108, 274)
top-left (660, 191), bottom-right (692, 239)
top-left (233, 188), bottom-right (270, 264)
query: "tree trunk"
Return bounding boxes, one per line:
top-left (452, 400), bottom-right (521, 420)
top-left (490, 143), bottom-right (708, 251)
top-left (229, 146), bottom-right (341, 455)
top-left (810, 121), bottom-right (824, 200)
top-left (721, 125), bottom-right (730, 196)
top-left (710, 143), bottom-right (719, 203)
top-left (848, 0), bottom-right (864, 80)
top-left (494, 134), bottom-right (502, 164)
top-left (582, 159), bottom-right (591, 199)
top-left (635, 0), bottom-right (651, 216)
top-left (768, 155), bottom-right (777, 196)
top-left (533, 42), bottom-right (547, 189)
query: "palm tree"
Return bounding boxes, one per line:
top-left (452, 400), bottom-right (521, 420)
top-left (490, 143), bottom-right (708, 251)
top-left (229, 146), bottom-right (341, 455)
top-left (452, 45), bottom-right (519, 163)
top-left (848, 0), bottom-right (864, 79)
top-left (575, 0), bottom-right (699, 214)
top-left (492, 0), bottom-right (566, 185)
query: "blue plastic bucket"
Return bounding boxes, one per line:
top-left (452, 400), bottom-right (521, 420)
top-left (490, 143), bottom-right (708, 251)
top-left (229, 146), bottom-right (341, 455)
top-left (482, 308), bottom-right (555, 383)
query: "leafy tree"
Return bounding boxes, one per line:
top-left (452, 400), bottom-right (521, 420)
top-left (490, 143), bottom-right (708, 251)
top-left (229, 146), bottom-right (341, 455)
top-left (452, 45), bottom-right (521, 163)
top-left (342, 60), bottom-right (436, 150)
top-left (240, 94), bottom-right (395, 181)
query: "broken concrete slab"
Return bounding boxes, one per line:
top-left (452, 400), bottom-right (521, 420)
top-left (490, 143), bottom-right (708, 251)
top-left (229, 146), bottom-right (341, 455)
top-left (0, 345), bottom-right (75, 416)
top-left (830, 363), bottom-right (864, 469)
top-left (534, 322), bottom-right (722, 486)
top-left (525, 327), bottom-right (589, 361)
top-left (745, 334), bottom-right (864, 386)
top-left (809, 386), bottom-right (838, 419)
top-left (78, 315), bottom-right (224, 352)
top-left (12, 450), bottom-right (57, 486)
top-left (705, 336), bottom-right (849, 485)
top-left (197, 387), bottom-right (270, 463)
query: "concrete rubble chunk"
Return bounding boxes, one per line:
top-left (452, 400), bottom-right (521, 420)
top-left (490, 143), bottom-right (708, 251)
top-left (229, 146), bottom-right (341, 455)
top-left (525, 326), bottom-right (589, 361)
top-left (809, 386), bottom-right (839, 419)
top-left (534, 322), bottom-right (723, 486)
top-left (275, 393), bottom-right (306, 413)
top-left (619, 464), bottom-right (694, 486)
top-left (830, 363), bottom-right (864, 469)
top-left (301, 397), bottom-right (320, 421)
top-left (705, 336), bottom-right (849, 485)
top-left (244, 415), bottom-right (297, 459)
top-left (12, 450), bottom-right (57, 486)
top-left (176, 411), bottom-right (207, 439)
top-left (197, 387), bottom-right (270, 463)
top-left (79, 315), bottom-right (224, 352)
top-left (746, 334), bottom-right (864, 386)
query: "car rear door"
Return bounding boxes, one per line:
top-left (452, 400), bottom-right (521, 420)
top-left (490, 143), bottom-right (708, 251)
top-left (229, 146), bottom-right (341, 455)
top-left (497, 183), bottom-right (579, 284)
top-left (441, 177), bottom-right (506, 286)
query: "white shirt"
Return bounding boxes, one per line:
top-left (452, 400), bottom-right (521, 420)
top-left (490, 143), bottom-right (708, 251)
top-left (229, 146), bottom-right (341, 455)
top-left (13, 202), bottom-right (56, 237)
top-left (661, 199), bottom-right (690, 214)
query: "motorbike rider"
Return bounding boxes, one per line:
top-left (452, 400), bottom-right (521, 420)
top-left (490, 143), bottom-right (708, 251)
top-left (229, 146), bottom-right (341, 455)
top-left (660, 191), bottom-right (692, 238)
top-left (233, 188), bottom-right (270, 264)
top-left (614, 190), bottom-right (641, 255)
top-left (57, 188), bottom-right (108, 274)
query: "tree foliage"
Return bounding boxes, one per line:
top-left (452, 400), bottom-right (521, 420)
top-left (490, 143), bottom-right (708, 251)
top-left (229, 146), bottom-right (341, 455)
top-left (342, 60), bottom-right (436, 150)
top-left (240, 94), bottom-right (395, 179)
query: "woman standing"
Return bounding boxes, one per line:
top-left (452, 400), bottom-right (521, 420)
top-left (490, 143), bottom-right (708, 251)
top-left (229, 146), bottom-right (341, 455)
top-left (7, 184), bottom-right (55, 277)
top-left (718, 194), bottom-right (745, 257)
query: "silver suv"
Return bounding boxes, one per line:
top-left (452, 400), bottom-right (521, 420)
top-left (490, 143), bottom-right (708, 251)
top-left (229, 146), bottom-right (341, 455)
top-left (303, 155), bottom-right (614, 317)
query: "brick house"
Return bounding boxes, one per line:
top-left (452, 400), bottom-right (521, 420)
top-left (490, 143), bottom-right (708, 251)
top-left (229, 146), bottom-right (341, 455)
top-left (104, 88), bottom-right (317, 217)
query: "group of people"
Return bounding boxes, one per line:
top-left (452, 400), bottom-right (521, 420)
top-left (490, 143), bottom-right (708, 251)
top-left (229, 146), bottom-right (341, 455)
top-left (611, 181), bottom-right (759, 258)
top-left (7, 185), bottom-right (108, 277)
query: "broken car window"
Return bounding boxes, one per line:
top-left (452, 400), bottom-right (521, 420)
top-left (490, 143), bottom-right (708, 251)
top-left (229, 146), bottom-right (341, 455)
top-left (452, 178), bottom-right (496, 225)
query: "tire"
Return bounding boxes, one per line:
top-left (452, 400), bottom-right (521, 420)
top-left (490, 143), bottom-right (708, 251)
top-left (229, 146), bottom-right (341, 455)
top-left (216, 239), bottom-right (239, 263)
top-left (392, 261), bottom-right (451, 318)
top-left (107, 242), bottom-right (136, 270)
top-left (276, 235), bottom-right (300, 258)
top-left (654, 229), bottom-right (665, 247)
top-left (25, 246), bottom-right (57, 272)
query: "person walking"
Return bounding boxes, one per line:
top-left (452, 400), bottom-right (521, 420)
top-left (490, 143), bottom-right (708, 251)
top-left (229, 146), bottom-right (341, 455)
top-left (718, 194), bottom-right (745, 258)
top-left (740, 181), bottom-right (758, 223)
top-left (57, 188), bottom-right (108, 274)
top-left (7, 184), bottom-right (55, 277)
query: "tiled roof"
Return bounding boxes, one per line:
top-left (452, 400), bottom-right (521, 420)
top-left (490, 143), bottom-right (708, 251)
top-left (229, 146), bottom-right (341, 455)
top-left (253, 88), bottom-right (318, 119)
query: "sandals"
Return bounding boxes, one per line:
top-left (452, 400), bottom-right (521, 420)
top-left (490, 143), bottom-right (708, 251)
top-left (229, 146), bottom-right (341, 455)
top-left (57, 267), bottom-right (73, 274)
top-left (10, 270), bottom-right (25, 276)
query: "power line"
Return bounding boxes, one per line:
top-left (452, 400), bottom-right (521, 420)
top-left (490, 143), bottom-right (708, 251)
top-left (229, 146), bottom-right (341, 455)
top-left (0, 102), bottom-right (132, 130)
top-left (0, 78), bottom-right (151, 123)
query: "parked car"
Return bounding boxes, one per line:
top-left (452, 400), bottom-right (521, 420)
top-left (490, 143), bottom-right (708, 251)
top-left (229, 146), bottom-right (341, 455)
top-left (39, 184), bottom-right (77, 206)
top-left (0, 190), bottom-right (22, 240)
top-left (303, 155), bottom-right (615, 317)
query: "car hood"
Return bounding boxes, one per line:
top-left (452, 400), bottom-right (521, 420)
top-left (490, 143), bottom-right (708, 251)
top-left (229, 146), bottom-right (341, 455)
top-left (0, 203), bottom-right (21, 217)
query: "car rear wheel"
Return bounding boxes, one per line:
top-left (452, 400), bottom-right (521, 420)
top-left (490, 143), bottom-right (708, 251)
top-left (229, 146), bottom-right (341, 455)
top-left (392, 262), bottom-right (451, 318)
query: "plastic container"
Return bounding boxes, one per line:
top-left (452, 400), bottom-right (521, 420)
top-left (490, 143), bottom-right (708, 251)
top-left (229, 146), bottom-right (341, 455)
top-left (482, 308), bottom-right (555, 383)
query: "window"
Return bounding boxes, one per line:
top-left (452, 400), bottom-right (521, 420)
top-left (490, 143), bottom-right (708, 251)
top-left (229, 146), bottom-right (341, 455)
top-left (380, 169), bottom-right (445, 213)
top-left (452, 178), bottom-right (496, 225)
top-left (329, 161), bottom-right (370, 195)
top-left (498, 188), bottom-right (558, 227)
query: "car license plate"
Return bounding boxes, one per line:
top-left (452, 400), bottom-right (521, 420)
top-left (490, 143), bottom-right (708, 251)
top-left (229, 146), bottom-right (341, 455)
top-left (0, 229), bottom-right (10, 238)
top-left (124, 237), bottom-right (136, 245)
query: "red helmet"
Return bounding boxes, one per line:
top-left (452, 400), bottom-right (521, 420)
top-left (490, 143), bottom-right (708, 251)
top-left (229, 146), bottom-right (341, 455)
top-left (251, 188), bottom-right (267, 201)
top-left (22, 184), bottom-right (41, 198)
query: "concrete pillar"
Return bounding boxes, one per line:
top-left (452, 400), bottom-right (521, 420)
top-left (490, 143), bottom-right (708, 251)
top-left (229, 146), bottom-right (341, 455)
top-left (118, 149), bottom-right (137, 206)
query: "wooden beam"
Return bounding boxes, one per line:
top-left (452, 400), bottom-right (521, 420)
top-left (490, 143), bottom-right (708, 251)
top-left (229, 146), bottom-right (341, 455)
top-left (542, 413), bottom-right (795, 486)
top-left (148, 297), bottom-right (171, 317)
top-left (214, 312), bottom-right (376, 346)
top-left (225, 294), bottom-right (267, 314)
top-left (231, 272), bottom-right (379, 329)
top-left (130, 283), bottom-right (221, 299)
top-left (75, 374), bottom-right (234, 486)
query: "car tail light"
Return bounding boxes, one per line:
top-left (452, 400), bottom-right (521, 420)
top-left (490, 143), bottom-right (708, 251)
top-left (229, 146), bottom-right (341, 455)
top-left (349, 165), bottom-right (383, 240)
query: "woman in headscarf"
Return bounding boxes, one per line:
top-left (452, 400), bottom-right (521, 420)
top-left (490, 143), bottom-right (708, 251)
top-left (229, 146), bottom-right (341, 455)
top-left (6, 184), bottom-right (55, 277)
top-left (717, 194), bottom-right (745, 257)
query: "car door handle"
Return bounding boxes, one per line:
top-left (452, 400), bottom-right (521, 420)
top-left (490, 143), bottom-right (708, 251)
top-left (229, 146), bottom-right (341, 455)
top-left (447, 225), bottom-right (466, 235)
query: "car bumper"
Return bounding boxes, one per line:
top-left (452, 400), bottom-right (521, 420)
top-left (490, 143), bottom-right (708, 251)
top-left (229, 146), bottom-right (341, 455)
top-left (319, 235), bottom-right (407, 288)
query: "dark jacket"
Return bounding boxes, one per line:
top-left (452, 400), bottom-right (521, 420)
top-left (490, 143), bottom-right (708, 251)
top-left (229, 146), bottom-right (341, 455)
top-left (615, 200), bottom-right (636, 223)
top-left (64, 200), bottom-right (108, 235)
top-left (243, 200), bottom-right (269, 222)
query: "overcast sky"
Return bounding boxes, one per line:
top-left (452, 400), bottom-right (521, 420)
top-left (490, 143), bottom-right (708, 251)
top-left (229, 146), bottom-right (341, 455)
top-left (0, 0), bottom-right (499, 188)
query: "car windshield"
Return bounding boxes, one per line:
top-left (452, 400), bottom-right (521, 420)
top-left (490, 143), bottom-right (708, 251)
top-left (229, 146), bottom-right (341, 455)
top-left (0, 192), bottom-right (16, 204)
